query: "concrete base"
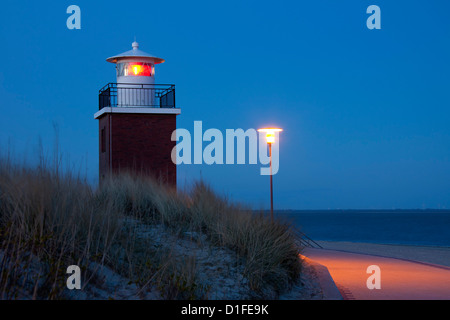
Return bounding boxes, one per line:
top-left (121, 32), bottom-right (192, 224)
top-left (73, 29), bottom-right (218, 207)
top-left (300, 255), bottom-right (343, 300)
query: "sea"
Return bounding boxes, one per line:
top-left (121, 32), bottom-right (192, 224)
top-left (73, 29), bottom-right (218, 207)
top-left (275, 210), bottom-right (450, 247)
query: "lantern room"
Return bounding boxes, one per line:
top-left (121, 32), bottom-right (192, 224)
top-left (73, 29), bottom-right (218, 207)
top-left (106, 41), bottom-right (164, 85)
top-left (98, 41), bottom-right (175, 108)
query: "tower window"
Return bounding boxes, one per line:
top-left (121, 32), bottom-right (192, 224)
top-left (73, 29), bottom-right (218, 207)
top-left (101, 127), bottom-right (106, 153)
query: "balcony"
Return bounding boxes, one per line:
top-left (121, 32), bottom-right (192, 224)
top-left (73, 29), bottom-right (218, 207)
top-left (99, 83), bottom-right (175, 110)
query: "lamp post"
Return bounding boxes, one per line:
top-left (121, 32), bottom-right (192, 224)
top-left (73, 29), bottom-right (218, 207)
top-left (257, 128), bottom-right (283, 222)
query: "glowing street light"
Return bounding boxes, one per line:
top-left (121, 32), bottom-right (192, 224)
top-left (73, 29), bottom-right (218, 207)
top-left (258, 128), bottom-right (283, 222)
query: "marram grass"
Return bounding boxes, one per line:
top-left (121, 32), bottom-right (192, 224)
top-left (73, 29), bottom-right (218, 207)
top-left (0, 157), bottom-right (302, 299)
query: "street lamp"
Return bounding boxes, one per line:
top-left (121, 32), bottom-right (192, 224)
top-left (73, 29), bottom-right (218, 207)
top-left (257, 128), bottom-right (283, 222)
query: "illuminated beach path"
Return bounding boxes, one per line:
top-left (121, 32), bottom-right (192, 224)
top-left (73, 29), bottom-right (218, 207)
top-left (304, 247), bottom-right (450, 300)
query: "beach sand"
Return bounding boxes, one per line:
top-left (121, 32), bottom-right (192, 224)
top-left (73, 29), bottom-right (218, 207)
top-left (315, 241), bottom-right (450, 268)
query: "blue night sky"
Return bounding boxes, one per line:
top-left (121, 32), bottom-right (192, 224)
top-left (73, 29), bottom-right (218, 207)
top-left (1, 0), bottom-right (449, 209)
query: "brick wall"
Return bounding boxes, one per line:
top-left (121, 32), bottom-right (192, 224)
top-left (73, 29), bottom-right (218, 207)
top-left (98, 112), bottom-right (177, 186)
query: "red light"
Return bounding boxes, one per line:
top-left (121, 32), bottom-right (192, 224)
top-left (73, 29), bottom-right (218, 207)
top-left (132, 64), bottom-right (142, 75)
top-left (126, 62), bottom-right (152, 76)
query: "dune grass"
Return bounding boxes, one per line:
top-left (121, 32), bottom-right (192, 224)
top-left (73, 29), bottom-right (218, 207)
top-left (0, 155), bottom-right (302, 299)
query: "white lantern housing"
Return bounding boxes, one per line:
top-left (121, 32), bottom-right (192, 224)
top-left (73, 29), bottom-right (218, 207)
top-left (106, 41), bottom-right (165, 107)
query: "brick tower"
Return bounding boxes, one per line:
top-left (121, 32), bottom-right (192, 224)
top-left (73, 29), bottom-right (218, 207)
top-left (94, 41), bottom-right (180, 185)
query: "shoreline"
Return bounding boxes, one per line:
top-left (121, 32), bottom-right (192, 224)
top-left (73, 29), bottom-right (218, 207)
top-left (313, 239), bottom-right (450, 249)
top-left (313, 240), bottom-right (450, 268)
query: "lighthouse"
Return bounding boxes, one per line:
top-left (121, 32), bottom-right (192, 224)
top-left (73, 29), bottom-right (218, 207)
top-left (94, 41), bottom-right (180, 185)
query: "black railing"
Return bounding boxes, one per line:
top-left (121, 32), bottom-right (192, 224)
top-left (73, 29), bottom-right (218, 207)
top-left (294, 230), bottom-right (323, 250)
top-left (99, 83), bottom-right (175, 109)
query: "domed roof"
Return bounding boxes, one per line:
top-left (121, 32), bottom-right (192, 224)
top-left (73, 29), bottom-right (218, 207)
top-left (106, 41), bottom-right (165, 64)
